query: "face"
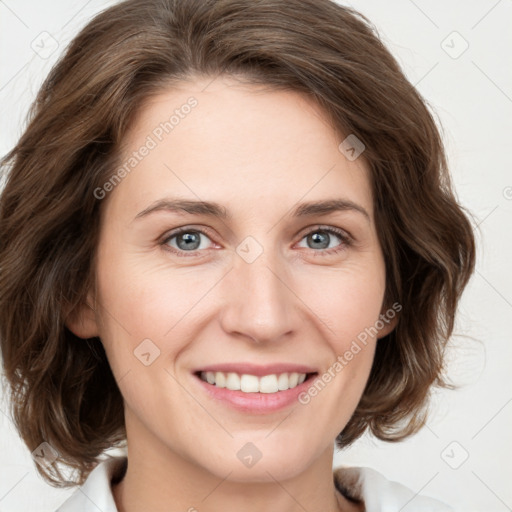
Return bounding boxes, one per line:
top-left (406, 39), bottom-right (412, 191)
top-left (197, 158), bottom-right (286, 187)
top-left (69, 75), bottom-right (394, 483)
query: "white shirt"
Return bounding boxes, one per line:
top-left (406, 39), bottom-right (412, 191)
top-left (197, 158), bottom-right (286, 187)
top-left (56, 455), bottom-right (453, 511)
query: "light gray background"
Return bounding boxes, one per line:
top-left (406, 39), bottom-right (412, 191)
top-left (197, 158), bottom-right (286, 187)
top-left (0, 1), bottom-right (511, 511)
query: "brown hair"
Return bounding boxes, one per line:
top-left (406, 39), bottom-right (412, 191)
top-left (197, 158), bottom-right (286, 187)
top-left (0, 0), bottom-right (475, 487)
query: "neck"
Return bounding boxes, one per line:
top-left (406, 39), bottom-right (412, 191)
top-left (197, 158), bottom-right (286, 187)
top-left (111, 407), bottom-right (363, 512)
top-left (112, 442), bottom-right (361, 512)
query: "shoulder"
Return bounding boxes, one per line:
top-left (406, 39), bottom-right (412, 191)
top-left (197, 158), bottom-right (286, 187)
top-left (333, 465), bottom-right (454, 512)
top-left (55, 455), bottom-right (126, 512)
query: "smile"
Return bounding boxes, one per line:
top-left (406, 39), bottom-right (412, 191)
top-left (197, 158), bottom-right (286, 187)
top-left (192, 368), bottom-right (319, 414)
top-left (197, 371), bottom-right (315, 394)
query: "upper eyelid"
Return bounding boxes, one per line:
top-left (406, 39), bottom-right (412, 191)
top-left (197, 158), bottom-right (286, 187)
top-left (300, 224), bottom-right (352, 238)
top-left (161, 225), bottom-right (217, 243)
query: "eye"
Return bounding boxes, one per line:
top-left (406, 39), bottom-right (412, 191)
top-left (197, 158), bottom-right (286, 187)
top-left (161, 227), bottom-right (216, 257)
top-left (160, 225), bottom-right (353, 258)
top-left (296, 226), bottom-right (352, 256)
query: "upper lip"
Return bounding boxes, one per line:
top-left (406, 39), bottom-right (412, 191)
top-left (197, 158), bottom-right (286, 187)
top-left (193, 362), bottom-right (318, 377)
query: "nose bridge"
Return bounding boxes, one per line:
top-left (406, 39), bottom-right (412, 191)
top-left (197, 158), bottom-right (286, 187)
top-left (219, 237), bottom-right (296, 343)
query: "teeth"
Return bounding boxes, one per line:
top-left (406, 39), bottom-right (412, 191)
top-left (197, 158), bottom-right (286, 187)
top-left (199, 371), bottom-right (309, 393)
top-left (241, 374), bottom-right (259, 393)
top-left (226, 372), bottom-right (240, 391)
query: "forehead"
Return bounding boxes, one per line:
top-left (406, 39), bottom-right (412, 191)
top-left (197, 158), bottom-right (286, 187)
top-left (107, 75), bottom-right (373, 221)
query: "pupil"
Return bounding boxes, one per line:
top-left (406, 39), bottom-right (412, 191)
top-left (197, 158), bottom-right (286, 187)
top-left (310, 231), bottom-right (328, 249)
top-left (178, 232), bottom-right (200, 250)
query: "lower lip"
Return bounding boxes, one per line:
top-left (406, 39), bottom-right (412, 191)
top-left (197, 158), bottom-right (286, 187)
top-left (192, 373), bottom-right (318, 414)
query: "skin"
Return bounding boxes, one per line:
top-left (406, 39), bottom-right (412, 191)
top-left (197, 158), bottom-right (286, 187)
top-left (67, 75), bottom-right (396, 512)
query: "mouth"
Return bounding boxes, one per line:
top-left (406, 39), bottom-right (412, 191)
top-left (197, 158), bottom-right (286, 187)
top-left (192, 368), bottom-right (319, 413)
top-left (190, 362), bottom-right (320, 413)
top-left (193, 370), bottom-right (318, 394)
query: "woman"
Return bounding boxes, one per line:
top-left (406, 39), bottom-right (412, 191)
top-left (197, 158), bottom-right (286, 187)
top-left (0, 0), bottom-right (475, 510)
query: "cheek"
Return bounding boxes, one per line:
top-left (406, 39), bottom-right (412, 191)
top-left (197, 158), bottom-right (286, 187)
top-left (295, 260), bottom-right (386, 347)
top-left (296, 270), bottom-right (382, 435)
top-left (94, 254), bottom-right (216, 367)
top-left (292, 262), bottom-right (385, 409)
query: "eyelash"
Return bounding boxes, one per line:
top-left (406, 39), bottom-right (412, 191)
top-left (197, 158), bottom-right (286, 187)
top-left (160, 225), bottom-right (353, 258)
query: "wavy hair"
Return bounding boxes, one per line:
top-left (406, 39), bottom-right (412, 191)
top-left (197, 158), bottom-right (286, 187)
top-left (0, 0), bottom-right (475, 486)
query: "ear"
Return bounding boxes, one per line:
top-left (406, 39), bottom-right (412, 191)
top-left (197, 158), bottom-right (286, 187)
top-left (376, 303), bottom-right (400, 339)
top-left (64, 291), bottom-right (100, 339)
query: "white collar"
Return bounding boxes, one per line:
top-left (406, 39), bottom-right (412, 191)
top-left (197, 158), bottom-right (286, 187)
top-left (333, 465), bottom-right (453, 511)
top-left (56, 455), bottom-right (453, 511)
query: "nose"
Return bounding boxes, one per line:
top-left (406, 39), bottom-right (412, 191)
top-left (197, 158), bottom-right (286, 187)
top-left (218, 243), bottom-right (298, 344)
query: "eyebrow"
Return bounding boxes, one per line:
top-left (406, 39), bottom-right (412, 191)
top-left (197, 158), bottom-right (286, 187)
top-left (133, 197), bottom-right (370, 222)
